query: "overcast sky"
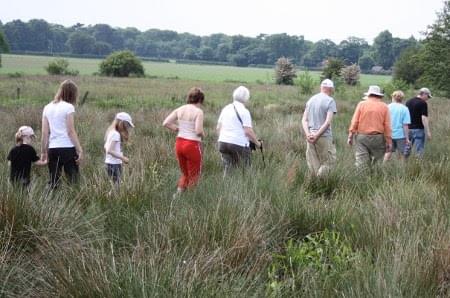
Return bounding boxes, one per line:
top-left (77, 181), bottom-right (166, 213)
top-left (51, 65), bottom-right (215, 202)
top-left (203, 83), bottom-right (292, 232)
top-left (1, 0), bottom-right (445, 43)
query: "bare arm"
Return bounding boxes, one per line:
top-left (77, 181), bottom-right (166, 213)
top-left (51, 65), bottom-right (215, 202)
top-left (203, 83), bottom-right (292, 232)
top-left (66, 113), bottom-right (83, 163)
top-left (301, 109), bottom-right (310, 137)
top-left (106, 140), bottom-right (129, 163)
top-left (216, 123), bottom-right (222, 136)
top-left (244, 127), bottom-right (261, 148)
top-left (402, 124), bottom-right (410, 143)
top-left (422, 115), bottom-right (431, 140)
top-left (194, 110), bottom-right (204, 137)
top-left (162, 109), bottom-right (179, 132)
top-left (41, 116), bottom-right (50, 161)
top-left (34, 160), bottom-right (47, 166)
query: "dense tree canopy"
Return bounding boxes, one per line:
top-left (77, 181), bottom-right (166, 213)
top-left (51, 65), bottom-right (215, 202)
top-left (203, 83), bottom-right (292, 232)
top-left (420, 0), bottom-right (450, 95)
top-left (1, 19), bottom-right (421, 70)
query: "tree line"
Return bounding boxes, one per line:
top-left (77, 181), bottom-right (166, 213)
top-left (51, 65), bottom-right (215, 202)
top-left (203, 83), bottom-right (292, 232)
top-left (0, 19), bottom-right (418, 71)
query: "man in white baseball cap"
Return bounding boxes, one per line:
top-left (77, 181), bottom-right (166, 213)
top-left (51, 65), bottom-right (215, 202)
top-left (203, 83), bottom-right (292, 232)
top-left (301, 79), bottom-right (337, 176)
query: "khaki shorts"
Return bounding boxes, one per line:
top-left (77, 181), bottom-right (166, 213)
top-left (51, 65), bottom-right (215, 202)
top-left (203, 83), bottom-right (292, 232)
top-left (306, 137), bottom-right (336, 176)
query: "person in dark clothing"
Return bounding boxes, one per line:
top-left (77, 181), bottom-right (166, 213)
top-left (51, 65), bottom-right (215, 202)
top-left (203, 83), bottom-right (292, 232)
top-left (7, 126), bottom-right (47, 187)
top-left (405, 87), bottom-right (432, 158)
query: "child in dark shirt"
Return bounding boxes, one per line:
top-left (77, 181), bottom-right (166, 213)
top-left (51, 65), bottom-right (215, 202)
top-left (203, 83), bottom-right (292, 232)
top-left (7, 126), bottom-right (47, 187)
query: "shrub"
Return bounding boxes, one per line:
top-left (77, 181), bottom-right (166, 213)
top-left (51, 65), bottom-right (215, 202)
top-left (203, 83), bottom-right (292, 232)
top-left (321, 58), bottom-right (344, 81)
top-left (99, 51), bottom-right (144, 77)
top-left (45, 59), bottom-right (79, 76)
top-left (275, 57), bottom-right (297, 85)
top-left (341, 64), bottom-right (361, 86)
top-left (358, 55), bottom-right (375, 72)
top-left (296, 71), bottom-right (315, 95)
top-left (268, 229), bottom-right (362, 295)
top-left (382, 79), bottom-right (410, 98)
top-left (393, 47), bottom-right (424, 85)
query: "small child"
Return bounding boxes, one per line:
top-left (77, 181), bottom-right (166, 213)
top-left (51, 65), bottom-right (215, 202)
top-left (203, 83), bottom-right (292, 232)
top-left (7, 126), bottom-right (47, 187)
top-left (104, 112), bottom-right (134, 185)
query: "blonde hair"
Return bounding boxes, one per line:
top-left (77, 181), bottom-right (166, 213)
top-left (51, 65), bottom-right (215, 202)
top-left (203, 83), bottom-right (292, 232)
top-left (105, 119), bottom-right (130, 143)
top-left (54, 79), bottom-right (79, 104)
top-left (15, 131), bottom-right (24, 145)
top-left (15, 129), bottom-right (32, 145)
top-left (391, 90), bottom-right (405, 102)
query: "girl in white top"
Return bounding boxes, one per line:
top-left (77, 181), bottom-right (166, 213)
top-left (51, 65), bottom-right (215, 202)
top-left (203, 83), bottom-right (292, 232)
top-left (41, 79), bottom-right (83, 188)
top-left (104, 112), bottom-right (134, 185)
top-left (163, 87), bottom-right (204, 195)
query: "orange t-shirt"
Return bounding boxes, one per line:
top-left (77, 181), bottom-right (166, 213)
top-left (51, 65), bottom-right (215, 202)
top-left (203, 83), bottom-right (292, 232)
top-left (349, 98), bottom-right (392, 144)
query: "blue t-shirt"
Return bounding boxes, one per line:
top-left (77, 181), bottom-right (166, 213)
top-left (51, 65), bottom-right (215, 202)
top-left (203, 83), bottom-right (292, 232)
top-left (388, 102), bottom-right (411, 139)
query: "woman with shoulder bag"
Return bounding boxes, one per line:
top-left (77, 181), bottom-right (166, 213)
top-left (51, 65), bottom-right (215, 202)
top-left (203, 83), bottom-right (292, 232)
top-left (216, 86), bottom-right (261, 176)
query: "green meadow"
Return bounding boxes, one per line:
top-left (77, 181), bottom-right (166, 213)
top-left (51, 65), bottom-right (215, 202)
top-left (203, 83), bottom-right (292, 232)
top-left (0, 54), bottom-right (391, 86)
top-left (0, 60), bottom-right (449, 296)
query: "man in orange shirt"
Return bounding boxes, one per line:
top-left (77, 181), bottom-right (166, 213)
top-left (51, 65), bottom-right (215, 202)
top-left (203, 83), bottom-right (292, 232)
top-left (347, 86), bottom-right (392, 169)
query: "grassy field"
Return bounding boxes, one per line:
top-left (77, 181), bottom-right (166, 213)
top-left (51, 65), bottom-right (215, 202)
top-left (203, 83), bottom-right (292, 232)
top-left (0, 74), bottom-right (449, 296)
top-left (0, 54), bottom-right (392, 86)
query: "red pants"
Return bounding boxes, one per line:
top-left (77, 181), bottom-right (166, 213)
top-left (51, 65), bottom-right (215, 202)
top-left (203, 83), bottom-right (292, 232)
top-left (175, 137), bottom-right (202, 189)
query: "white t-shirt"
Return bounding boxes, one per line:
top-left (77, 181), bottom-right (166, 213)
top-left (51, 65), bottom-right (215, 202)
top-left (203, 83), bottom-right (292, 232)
top-left (104, 130), bottom-right (122, 164)
top-left (217, 101), bottom-right (252, 147)
top-left (42, 101), bottom-right (75, 148)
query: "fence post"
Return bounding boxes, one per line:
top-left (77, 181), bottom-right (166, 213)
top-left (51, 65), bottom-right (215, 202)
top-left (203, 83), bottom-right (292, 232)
top-left (16, 87), bottom-right (20, 100)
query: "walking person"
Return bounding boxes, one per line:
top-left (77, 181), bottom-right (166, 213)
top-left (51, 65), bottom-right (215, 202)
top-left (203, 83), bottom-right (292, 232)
top-left (104, 112), bottom-right (134, 187)
top-left (7, 126), bottom-right (47, 187)
top-left (405, 87), bottom-right (432, 158)
top-left (301, 79), bottom-right (337, 177)
top-left (348, 85), bottom-right (392, 170)
top-left (41, 79), bottom-right (83, 188)
top-left (383, 90), bottom-right (411, 162)
top-left (216, 86), bottom-right (262, 176)
top-left (163, 87), bottom-right (205, 195)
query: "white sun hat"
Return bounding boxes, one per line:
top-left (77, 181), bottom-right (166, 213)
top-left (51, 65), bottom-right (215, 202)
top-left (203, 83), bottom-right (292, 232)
top-left (364, 85), bottom-right (384, 97)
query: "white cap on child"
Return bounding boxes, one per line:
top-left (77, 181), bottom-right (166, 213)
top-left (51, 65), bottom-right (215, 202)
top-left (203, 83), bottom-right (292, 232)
top-left (115, 112), bottom-right (135, 127)
top-left (17, 126), bottom-right (35, 136)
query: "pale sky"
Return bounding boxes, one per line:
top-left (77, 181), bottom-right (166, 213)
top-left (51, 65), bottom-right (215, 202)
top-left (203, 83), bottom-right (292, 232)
top-left (1, 0), bottom-right (445, 43)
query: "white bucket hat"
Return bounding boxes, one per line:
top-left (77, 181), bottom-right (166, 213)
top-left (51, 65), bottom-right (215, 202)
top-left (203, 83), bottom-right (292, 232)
top-left (115, 112), bottom-right (135, 127)
top-left (364, 85), bottom-right (384, 97)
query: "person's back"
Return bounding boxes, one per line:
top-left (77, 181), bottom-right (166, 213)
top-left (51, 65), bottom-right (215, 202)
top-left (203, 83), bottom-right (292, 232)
top-left (406, 97), bottom-right (427, 129)
top-left (388, 102), bottom-right (410, 139)
top-left (305, 92), bottom-right (336, 137)
top-left (43, 100), bottom-right (75, 148)
top-left (8, 144), bottom-right (39, 185)
top-left (176, 104), bottom-right (203, 142)
top-left (217, 101), bottom-right (251, 147)
top-left (353, 99), bottom-right (389, 133)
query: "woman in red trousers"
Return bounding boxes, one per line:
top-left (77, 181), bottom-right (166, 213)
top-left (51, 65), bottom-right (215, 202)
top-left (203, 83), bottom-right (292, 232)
top-left (163, 87), bottom-right (205, 196)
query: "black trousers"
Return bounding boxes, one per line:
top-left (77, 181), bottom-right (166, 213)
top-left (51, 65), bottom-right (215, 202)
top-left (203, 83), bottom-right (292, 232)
top-left (218, 142), bottom-right (251, 176)
top-left (48, 147), bottom-right (79, 188)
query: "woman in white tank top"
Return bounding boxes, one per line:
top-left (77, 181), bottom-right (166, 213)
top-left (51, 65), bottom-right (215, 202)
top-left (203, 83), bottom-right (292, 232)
top-left (163, 87), bottom-right (205, 195)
